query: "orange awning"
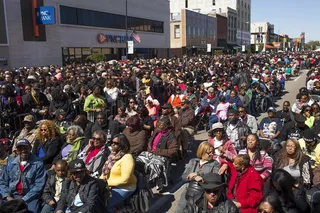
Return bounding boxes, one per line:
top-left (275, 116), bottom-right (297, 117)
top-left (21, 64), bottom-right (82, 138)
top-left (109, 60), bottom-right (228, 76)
top-left (266, 44), bottom-right (278, 49)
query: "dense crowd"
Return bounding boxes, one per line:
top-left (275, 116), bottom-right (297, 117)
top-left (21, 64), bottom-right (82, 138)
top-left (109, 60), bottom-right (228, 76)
top-left (0, 53), bottom-right (319, 213)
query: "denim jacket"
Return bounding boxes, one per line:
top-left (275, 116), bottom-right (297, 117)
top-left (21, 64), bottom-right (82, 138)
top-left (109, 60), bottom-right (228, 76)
top-left (0, 154), bottom-right (46, 203)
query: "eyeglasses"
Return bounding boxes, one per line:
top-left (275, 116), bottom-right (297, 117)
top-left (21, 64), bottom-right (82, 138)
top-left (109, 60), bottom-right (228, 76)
top-left (40, 129), bottom-right (48, 132)
top-left (111, 141), bottom-right (120, 145)
top-left (92, 137), bottom-right (102, 141)
top-left (305, 109), bottom-right (311, 112)
top-left (205, 188), bottom-right (220, 194)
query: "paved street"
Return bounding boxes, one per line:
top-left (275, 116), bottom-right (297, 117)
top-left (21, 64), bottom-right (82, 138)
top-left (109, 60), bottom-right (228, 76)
top-left (150, 70), bottom-right (308, 213)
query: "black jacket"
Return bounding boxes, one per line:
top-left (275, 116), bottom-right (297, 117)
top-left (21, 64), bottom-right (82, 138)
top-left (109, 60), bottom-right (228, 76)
top-left (32, 136), bottom-right (62, 169)
top-left (266, 183), bottom-right (310, 213)
top-left (41, 173), bottom-right (66, 204)
top-left (56, 176), bottom-right (105, 213)
top-left (279, 122), bottom-right (310, 141)
top-left (184, 194), bottom-right (238, 213)
top-left (23, 92), bottom-right (50, 113)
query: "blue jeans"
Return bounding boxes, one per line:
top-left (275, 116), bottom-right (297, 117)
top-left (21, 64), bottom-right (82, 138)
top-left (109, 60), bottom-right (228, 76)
top-left (40, 203), bottom-right (56, 213)
top-left (13, 195), bottom-right (41, 213)
top-left (107, 188), bottom-right (135, 213)
top-left (209, 115), bottom-right (219, 129)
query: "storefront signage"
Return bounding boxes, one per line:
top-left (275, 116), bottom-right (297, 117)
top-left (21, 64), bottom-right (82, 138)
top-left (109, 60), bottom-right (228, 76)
top-left (35, 6), bottom-right (56, 25)
top-left (97, 33), bottom-right (133, 44)
top-left (127, 41), bottom-right (134, 54)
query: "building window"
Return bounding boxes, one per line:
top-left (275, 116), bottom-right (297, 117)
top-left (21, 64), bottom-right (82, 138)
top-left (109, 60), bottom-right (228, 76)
top-left (193, 26), bottom-right (196, 37)
top-left (212, 0), bottom-right (215, 5)
top-left (60, 5), bottom-right (164, 33)
top-left (174, 25), bottom-right (180, 38)
top-left (185, 0), bottom-right (188, 8)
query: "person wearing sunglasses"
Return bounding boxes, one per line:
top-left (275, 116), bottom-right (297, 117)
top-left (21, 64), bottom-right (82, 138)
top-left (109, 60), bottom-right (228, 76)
top-left (100, 134), bottom-right (136, 213)
top-left (300, 105), bottom-right (315, 128)
top-left (183, 173), bottom-right (237, 213)
top-left (56, 159), bottom-right (105, 213)
top-left (77, 130), bottom-right (110, 178)
top-left (32, 120), bottom-right (62, 169)
top-left (258, 194), bottom-right (285, 213)
top-left (176, 142), bottom-right (220, 213)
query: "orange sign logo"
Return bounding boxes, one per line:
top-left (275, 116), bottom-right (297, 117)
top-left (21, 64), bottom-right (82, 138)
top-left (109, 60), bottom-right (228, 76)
top-left (97, 33), bottom-right (106, 43)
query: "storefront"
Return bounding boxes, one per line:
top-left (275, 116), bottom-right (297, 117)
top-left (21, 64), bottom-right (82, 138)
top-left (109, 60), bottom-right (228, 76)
top-left (4, 0), bottom-right (170, 68)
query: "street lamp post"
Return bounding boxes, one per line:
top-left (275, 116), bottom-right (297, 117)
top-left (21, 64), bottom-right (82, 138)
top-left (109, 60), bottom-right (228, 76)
top-left (125, 0), bottom-right (128, 59)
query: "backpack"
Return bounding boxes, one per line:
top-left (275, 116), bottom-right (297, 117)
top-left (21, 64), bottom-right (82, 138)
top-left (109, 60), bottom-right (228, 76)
top-left (116, 171), bottom-right (154, 213)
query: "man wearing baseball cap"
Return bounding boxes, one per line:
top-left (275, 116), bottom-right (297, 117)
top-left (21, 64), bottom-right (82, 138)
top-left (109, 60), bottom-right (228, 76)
top-left (184, 173), bottom-right (237, 213)
top-left (56, 159), bottom-right (105, 213)
top-left (298, 129), bottom-right (320, 169)
top-left (0, 138), bottom-right (46, 213)
top-left (259, 107), bottom-right (282, 141)
top-left (12, 114), bottom-right (37, 155)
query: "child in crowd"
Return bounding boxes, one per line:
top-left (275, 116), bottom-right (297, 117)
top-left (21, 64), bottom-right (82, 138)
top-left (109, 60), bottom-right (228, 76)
top-left (41, 160), bottom-right (68, 213)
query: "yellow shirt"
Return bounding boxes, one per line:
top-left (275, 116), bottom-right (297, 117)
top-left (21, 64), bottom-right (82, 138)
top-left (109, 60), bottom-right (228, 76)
top-left (107, 154), bottom-right (137, 187)
top-left (299, 138), bottom-right (320, 169)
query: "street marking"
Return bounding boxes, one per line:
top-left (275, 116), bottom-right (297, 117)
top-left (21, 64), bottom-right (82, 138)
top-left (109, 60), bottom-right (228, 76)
top-left (294, 76), bottom-right (301, 82)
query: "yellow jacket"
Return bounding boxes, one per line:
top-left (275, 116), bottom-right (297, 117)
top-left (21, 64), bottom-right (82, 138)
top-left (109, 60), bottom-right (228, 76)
top-left (107, 154), bottom-right (137, 187)
top-left (299, 138), bottom-right (320, 169)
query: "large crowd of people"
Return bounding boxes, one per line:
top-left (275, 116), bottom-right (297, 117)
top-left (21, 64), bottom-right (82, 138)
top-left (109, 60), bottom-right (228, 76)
top-left (0, 52), bottom-right (320, 213)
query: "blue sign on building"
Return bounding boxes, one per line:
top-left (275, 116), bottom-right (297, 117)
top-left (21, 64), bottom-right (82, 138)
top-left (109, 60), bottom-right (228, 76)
top-left (35, 6), bottom-right (55, 25)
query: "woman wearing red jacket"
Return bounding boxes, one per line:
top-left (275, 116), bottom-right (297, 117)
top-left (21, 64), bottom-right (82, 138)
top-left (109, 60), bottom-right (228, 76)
top-left (226, 154), bottom-right (264, 213)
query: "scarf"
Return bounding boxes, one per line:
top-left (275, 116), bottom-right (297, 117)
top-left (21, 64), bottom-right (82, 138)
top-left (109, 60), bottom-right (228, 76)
top-left (66, 136), bottom-right (85, 163)
top-left (31, 92), bottom-right (39, 105)
top-left (102, 151), bottom-right (125, 177)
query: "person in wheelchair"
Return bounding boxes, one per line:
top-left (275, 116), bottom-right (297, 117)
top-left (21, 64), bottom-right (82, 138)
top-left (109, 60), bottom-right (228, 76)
top-left (136, 117), bottom-right (178, 190)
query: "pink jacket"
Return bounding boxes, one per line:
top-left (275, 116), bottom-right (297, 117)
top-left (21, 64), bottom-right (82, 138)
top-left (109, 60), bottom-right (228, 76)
top-left (208, 138), bottom-right (237, 164)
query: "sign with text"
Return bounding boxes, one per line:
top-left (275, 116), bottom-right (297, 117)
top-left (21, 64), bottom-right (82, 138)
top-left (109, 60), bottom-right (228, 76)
top-left (242, 45), bottom-right (245, 52)
top-left (98, 33), bottom-right (133, 44)
top-left (127, 41), bottom-right (134, 54)
top-left (207, 44), bottom-right (211, 52)
top-left (35, 6), bottom-right (55, 25)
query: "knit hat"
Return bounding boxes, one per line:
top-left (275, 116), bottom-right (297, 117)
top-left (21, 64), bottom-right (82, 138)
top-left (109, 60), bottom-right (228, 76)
top-left (303, 129), bottom-right (316, 143)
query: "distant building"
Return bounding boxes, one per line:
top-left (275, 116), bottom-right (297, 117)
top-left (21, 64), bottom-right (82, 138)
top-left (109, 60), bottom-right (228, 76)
top-left (170, 0), bottom-right (251, 48)
top-left (170, 9), bottom-right (217, 57)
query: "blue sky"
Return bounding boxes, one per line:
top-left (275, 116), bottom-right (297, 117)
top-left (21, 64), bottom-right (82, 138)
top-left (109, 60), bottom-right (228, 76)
top-left (251, 0), bottom-right (319, 42)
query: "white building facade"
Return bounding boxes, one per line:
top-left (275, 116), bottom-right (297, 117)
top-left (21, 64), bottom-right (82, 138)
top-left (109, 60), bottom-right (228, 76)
top-left (170, 0), bottom-right (251, 46)
top-left (1, 0), bottom-right (170, 68)
top-left (250, 22), bottom-right (274, 49)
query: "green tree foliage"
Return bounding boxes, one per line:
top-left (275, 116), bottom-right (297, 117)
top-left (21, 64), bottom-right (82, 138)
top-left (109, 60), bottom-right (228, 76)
top-left (86, 53), bottom-right (106, 63)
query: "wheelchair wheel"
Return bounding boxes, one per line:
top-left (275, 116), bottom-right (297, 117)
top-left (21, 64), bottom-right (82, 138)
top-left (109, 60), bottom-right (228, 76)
top-left (259, 97), bottom-right (269, 113)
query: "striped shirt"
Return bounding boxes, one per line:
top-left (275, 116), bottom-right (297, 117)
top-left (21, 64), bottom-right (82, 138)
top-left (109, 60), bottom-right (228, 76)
top-left (238, 148), bottom-right (273, 179)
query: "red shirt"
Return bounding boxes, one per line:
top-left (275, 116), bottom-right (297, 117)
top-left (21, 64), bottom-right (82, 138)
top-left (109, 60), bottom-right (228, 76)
top-left (16, 164), bottom-right (25, 194)
top-left (85, 147), bottom-right (102, 164)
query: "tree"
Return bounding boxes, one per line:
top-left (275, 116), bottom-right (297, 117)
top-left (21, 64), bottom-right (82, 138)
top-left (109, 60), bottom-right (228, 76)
top-left (86, 53), bottom-right (106, 63)
top-left (305, 40), bottom-right (320, 50)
